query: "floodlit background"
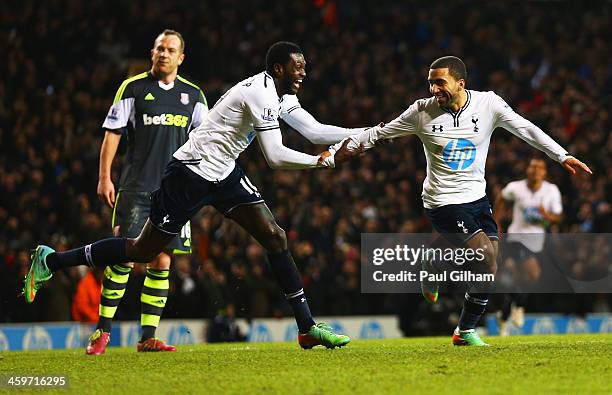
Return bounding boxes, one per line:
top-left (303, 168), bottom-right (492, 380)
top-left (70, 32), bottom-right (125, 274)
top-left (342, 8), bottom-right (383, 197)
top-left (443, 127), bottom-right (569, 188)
top-left (0, 1), bottom-right (610, 342)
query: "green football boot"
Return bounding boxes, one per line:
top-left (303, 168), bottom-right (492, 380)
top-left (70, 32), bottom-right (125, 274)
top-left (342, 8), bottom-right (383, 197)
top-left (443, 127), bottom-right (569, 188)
top-left (452, 327), bottom-right (489, 346)
top-left (23, 245), bottom-right (55, 303)
top-left (420, 258), bottom-right (439, 303)
top-left (298, 323), bottom-right (350, 349)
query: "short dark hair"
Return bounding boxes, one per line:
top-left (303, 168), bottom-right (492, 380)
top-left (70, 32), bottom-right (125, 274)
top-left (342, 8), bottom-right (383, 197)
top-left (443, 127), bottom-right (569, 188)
top-left (266, 41), bottom-right (302, 74)
top-left (156, 29), bottom-right (185, 52)
top-left (430, 56), bottom-right (467, 81)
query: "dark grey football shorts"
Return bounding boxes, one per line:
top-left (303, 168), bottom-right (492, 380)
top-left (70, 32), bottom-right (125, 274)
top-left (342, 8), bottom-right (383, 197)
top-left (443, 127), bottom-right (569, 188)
top-left (112, 190), bottom-right (192, 254)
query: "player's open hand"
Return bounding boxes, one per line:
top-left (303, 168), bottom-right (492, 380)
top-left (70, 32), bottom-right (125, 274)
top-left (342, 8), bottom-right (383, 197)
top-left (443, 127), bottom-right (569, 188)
top-left (97, 179), bottom-right (116, 208)
top-left (561, 157), bottom-right (592, 176)
top-left (334, 138), bottom-right (365, 163)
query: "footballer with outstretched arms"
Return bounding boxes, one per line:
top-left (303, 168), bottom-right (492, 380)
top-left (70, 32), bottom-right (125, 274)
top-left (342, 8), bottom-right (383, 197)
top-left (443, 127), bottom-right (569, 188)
top-left (493, 158), bottom-right (562, 336)
top-left (330, 56), bottom-right (591, 346)
top-left (24, 42), bottom-right (363, 350)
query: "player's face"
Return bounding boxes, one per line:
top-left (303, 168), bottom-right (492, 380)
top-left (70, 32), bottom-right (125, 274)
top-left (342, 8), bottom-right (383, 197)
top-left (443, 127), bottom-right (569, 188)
top-left (526, 159), bottom-right (547, 183)
top-left (282, 53), bottom-right (306, 94)
top-left (428, 68), bottom-right (464, 109)
top-left (150, 34), bottom-right (184, 76)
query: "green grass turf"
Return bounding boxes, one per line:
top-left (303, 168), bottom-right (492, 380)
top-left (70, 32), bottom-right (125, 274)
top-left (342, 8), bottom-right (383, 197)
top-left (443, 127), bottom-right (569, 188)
top-left (0, 334), bottom-right (610, 394)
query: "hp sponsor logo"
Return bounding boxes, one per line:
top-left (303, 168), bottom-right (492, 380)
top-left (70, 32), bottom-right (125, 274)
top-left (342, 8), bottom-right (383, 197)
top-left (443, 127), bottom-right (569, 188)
top-left (248, 323), bottom-right (272, 342)
top-left (442, 138), bottom-right (476, 170)
top-left (168, 324), bottom-right (194, 345)
top-left (359, 321), bottom-right (384, 339)
top-left (23, 326), bottom-right (52, 350)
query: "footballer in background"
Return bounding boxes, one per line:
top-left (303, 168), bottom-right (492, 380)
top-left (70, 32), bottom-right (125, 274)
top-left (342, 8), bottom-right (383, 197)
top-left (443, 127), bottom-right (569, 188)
top-left (88, 29), bottom-right (207, 354)
top-left (494, 158), bottom-right (563, 336)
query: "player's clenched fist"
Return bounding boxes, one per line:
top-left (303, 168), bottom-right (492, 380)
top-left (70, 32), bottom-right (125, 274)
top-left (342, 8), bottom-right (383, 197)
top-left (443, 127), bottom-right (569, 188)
top-left (318, 138), bottom-right (364, 167)
top-left (335, 138), bottom-right (365, 162)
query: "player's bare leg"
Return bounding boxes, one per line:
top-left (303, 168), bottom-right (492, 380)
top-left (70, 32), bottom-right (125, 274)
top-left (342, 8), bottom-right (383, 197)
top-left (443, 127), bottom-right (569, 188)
top-left (228, 203), bottom-right (350, 349)
top-left (127, 220), bottom-right (177, 261)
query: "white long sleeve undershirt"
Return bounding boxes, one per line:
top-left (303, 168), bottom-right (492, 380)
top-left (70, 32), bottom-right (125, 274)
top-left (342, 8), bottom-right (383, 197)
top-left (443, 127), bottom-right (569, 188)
top-left (257, 128), bottom-right (328, 169)
top-left (281, 106), bottom-right (365, 145)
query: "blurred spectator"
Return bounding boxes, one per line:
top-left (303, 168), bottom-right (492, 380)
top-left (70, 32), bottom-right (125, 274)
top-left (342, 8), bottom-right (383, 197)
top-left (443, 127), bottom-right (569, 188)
top-left (206, 304), bottom-right (246, 343)
top-left (167, 255), bottom-right (202, 319)
top-left (71, 269), bottom-right (103, 323)
top-left (197, 259), bottom-right (232, 318)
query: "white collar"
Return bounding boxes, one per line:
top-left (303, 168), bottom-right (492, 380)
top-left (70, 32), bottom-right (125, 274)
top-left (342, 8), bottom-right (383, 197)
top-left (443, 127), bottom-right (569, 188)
top-left (158, 80), bottom-right (175, 90)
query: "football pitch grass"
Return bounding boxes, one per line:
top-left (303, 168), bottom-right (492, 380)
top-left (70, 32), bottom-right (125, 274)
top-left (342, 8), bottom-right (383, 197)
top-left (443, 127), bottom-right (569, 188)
top-left (1, 334), bottom-right (610, 394)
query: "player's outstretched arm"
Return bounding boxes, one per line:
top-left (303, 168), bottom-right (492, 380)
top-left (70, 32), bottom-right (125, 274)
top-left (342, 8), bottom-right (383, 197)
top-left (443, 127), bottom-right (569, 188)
top-left (561, 156), bottom-right (592, 175)
top-left (328, 103), bottom-right (419, 154)
top-left (329, 119), bottom-right (414, 155)
top-left (257, 128), bottom-right (338, 169)
top-left (492, 93), bottom-right (593, 175)
top-left (282, 106), bottom-right (367, 144)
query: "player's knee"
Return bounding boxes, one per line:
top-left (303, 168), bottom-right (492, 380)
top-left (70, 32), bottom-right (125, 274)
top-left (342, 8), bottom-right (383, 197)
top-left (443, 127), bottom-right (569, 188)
top-left (521, 257), bottom-right (541, 282)
top-left (263, 224), bottom-right (287, 252)
top-left (474, 242), bottom-right (497, 274)
top-left (149, 253), bottom-right (172, 270)
top-left (125, 238), bottom-right (160, 263)
top-left (482, 246), bottom-right (497, 274)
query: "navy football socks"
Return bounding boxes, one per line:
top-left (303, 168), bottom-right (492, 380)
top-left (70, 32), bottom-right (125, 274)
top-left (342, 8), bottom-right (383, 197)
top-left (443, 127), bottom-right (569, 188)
top-left (458, 292), bottom-right (489, 330)
top-left (46, 238), bottom-right (128, 271)
top-left (267, 250), bottom-right (316, 333)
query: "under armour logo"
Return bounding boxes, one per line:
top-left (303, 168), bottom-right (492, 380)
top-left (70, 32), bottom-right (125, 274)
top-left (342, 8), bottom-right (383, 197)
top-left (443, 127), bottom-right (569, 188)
top-left (432, 125), bottom-right (444, 133)
top-left (471, 116), bottom-right (479, 133)
top-left (457, 221), bottom-right (468, 234)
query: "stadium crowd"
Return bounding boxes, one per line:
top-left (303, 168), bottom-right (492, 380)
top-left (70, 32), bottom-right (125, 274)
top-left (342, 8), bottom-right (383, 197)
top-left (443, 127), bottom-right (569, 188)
top-left (1, 0), bottom-right (610, 335)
